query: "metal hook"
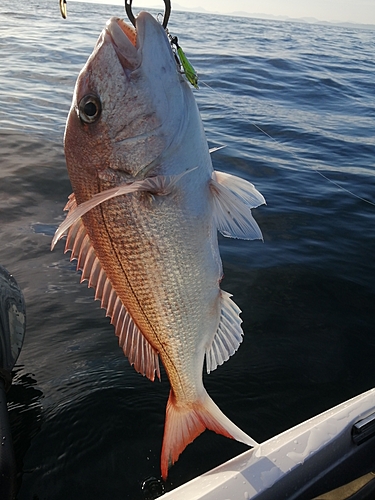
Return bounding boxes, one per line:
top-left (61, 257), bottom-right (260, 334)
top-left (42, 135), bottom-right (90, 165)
top-left (125, 0), bottom-right (171, 29)
top-left (59, 0), bottom-right (67, 19)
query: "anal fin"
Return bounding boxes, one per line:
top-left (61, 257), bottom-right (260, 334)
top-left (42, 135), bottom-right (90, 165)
top-left (205, 290), bottom-right (244, 374)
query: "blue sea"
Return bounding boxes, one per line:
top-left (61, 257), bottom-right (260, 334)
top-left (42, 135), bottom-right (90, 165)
top-left (1, 0), bottom-right (374, 498)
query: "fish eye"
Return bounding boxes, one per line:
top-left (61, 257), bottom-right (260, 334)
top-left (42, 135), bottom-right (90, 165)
top-left (78, 94), bottom-right (102, 124)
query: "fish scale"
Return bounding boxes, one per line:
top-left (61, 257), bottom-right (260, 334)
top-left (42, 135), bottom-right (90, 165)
top-left (98, 189), bottom-right (217, 378)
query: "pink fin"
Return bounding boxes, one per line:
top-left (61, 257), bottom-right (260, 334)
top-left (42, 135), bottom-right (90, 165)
top-left (161, 389), bottom-right (258, 480)
top-left (51, 170), bottom-right (197, 250)
top-left (60, 194), bottom-right (161, 381)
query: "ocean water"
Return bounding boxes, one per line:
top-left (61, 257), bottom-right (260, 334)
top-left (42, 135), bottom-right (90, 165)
top-left (1, 0), bottom-right (375, 498)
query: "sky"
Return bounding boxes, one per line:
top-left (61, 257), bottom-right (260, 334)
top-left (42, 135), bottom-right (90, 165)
top-left (71, 0), bottom-right (375, 25)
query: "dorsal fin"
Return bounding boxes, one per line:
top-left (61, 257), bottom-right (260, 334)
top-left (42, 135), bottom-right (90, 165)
top-left (62, 194), bottom-right (161, 381)
top-left (205, 290), bottom-right (244, 374)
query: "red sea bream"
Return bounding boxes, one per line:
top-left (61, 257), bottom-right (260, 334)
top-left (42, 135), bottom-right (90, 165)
top-left (52, 12), bottom-right (265, 479)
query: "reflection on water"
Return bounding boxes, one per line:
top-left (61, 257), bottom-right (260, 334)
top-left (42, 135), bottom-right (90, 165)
top-left (1, 0), bottom-right (375, 497)
top-left (8, 371), bottom-right (43, 493)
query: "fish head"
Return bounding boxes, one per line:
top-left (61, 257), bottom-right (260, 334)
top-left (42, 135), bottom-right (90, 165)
top-left (64, 12), bottom-right (188, 200)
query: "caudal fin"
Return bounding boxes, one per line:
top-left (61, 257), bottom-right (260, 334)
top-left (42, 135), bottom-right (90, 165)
top-left (160, 389), bottom-right (257, 480)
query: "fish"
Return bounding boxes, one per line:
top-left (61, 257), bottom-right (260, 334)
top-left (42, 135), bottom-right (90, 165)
top-left (51, 12), bottom-right (265, 479)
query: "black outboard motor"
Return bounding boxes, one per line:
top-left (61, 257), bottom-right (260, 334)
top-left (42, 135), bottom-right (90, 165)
top-left (0, 266), bottom-right (26, 499)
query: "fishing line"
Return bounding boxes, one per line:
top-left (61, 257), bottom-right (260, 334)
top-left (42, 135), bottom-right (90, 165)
top-left (199, 79), bottom-right (375, 207)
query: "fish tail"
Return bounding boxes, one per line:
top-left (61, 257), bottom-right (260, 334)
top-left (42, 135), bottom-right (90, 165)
top-left (160, 389), bottom-right (258, 480)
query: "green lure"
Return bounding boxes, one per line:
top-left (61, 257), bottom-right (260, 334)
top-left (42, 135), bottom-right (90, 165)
top-left (176, 46), bottom-right (199, 89)
top-left (170, 35), bottom-right (198, 89)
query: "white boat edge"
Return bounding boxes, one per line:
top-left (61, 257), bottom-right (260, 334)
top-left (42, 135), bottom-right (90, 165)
top-left (161, 388), bottom-right (375, 499)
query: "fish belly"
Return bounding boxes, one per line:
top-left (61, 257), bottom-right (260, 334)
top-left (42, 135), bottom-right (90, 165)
top-left (81, 180), bottom-right (221, 399)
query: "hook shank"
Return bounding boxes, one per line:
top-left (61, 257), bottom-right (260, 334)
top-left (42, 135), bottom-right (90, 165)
top-left (125, 0), bottom-right (171, 29)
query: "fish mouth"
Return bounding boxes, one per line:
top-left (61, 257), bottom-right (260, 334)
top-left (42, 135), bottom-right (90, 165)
top-left (105, 16), bottom-right (139, 70)
top-left (105, 12), bottom-right (172, 74)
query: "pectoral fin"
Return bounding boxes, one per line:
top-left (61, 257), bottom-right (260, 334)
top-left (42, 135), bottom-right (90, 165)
top-left (51, 170), bottom-right (196, 249)
top-left (52, 177), bottom-right (164, 249)
top-left (210, 170), bottom-right (265, 240)
top-left (209, 146), bottom-right (226, 154)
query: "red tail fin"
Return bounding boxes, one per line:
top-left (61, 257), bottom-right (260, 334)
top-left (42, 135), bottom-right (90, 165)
top-left (160, 389), bottom-right (257, 480)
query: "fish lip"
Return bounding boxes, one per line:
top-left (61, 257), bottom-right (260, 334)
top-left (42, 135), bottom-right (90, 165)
top-left (105, 16), bottom-right (140, 70)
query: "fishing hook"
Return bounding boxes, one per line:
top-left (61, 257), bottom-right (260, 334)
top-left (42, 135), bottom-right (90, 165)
top-left (125, 0), bottom-right (171, 29)
top-left (59, 0), bottom-right (67, 19)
